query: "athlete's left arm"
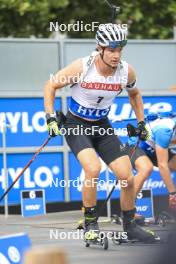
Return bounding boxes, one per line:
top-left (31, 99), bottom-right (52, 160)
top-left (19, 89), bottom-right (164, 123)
top-left (126, 64), bottom-right (145, 122)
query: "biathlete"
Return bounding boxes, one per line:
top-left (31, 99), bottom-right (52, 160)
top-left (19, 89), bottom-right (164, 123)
top-left (44, 23), bottom-right (159, 243)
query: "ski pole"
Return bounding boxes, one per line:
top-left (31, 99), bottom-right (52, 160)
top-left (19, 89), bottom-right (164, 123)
top-left (0, 136), bottom-right (51, 203)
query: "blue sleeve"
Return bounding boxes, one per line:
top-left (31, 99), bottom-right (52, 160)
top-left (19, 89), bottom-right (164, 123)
top-left (154, 127), bottom-right (173, 148)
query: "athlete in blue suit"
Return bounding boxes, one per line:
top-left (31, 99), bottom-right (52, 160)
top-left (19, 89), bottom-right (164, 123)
top-left (127, 112), bottom-right (176, 212)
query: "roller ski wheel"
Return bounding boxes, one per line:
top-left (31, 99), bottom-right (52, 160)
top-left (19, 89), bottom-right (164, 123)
top-left (101, 236), bottom-right (108, 250)
top-left (83, 206), bottom-right (109, 249)
top-left (84, 230), bottom-right (109, 250)
top-left (85, 241), bottom-right (90, 247)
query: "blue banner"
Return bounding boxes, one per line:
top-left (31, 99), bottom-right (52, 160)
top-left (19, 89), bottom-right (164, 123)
top-left (0, 153), bottom-right (64, 205)
top-left (1, 96), bottom-right (175, 147)
top-left (0, 96), bottom-right (176, 204)
top-left (0, 98), bottom-right (62, 147)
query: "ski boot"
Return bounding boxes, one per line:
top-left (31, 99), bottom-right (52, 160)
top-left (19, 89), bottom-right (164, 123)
top-left (134, 213), bottom-right (145, 226)
top-left (122, 209), bottom-right (160, 243)
top-left (111, 209), bottom-right (160, 245)
top-left (83, 206), bottom-right (108, 250)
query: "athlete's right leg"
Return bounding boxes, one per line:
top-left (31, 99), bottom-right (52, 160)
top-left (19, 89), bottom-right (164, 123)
top-left (77, 148), bottom-right (101, 238)
top-left (63, 112), bottom-right (101, 236)
top-left (77, 148), bottom-right (101, 207)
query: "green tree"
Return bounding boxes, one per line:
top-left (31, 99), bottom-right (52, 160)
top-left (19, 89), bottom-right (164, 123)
top-left (0, 0), bottom-right (69, 37)
top-left (0, 0), bottom-right (175, 39)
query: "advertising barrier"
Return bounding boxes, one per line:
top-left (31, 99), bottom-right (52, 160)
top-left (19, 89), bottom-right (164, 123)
top-left (21, 189), bottom-right (46, 217)
top-left (136, 189), bottom-right (154, 218)
top-left (0, 96), bottom-right (176, 204)
top-left (0, 233), bottom-right (31, 264)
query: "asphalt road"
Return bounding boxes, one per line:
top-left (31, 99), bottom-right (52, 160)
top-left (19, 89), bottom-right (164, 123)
top-left (0, 211), bottom-right (175, 264)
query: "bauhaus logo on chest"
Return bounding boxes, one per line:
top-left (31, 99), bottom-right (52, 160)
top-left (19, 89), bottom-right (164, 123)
top-left (81, 81), bottom-right (121, 91)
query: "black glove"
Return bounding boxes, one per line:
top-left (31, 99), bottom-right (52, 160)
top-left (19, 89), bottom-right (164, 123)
top-left (137, 121), bottom-right (149, 141)
top-left (127, 123), bottom-right (139, 137)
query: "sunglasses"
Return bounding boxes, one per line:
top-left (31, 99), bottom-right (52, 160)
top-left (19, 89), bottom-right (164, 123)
top-left (108, 40), bottom-right (127, 48)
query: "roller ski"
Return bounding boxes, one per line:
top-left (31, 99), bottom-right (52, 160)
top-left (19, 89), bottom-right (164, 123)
top-left (112, 226), bottom-right (160, 245)
top-left (83, 207), bottom-right (108, 250)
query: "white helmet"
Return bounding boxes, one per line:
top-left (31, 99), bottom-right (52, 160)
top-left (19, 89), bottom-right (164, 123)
top-left (96, 23), bottom-right (127, 48)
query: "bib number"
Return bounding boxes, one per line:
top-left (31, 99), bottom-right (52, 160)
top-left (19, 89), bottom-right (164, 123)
top-left (96, 96), bottom-right (104, 104)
